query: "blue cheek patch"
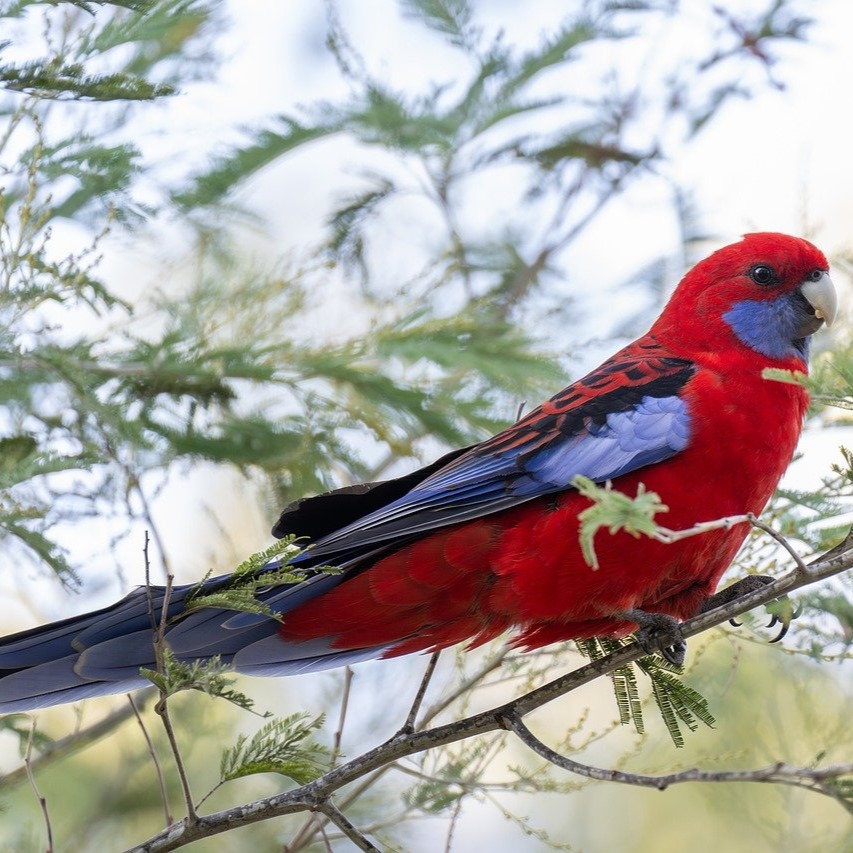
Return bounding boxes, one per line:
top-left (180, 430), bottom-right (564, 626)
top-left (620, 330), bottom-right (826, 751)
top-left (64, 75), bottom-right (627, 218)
top-left (723, 297), bottom-right (808, 361)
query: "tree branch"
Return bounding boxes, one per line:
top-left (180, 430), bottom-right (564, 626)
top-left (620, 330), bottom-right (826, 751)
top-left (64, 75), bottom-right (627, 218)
top-left (25, 719), bottom-right (54, 853)
top-left (126, 533), bottom-right (853, 852)
top-left (400, 651), bottom-right (440, 734)
top-left (507, 711), bottom-right (852, 798)
top-left (315, 801), bottom-right (378, 852)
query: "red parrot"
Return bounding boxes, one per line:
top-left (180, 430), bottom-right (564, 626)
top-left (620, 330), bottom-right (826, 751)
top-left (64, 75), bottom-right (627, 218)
top-left (0, 232), bottom-right (837, 712)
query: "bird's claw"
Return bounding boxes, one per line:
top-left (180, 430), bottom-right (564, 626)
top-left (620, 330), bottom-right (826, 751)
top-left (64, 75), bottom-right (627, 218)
top-left (702, 575), bottom-right (799, 644)
top-left (765, 598), bottom-right (801, 643)
top-left (766, 614), bottom-right (788, 643)
top-left (619, 609), bottom-right (687, 668)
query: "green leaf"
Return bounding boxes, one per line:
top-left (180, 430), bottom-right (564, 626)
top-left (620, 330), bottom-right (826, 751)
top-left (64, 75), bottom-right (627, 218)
top-left (638, 659), bottom-right (716, 748)
top-left (573, 476), bottom-right (668, 569)
top-left (0, 60), bottom-right (175, 100)
top-left (612, 661), bottom-right (644, 732)
top-left (0, 522), bottom-right (76, 582)
top-left (498, 20), bottom-right (599, 100)
top-left (184, 537), bottom-right (331, 620)
top-left (140, 650), bottom-right (258, 711)
top-left (401, 0), bottom-right (475, 48)
top-left (326, 178), bottom-right (396, 273)
top-left (526, 131), bottom-right (646, 172)
top-left (220, 713), bottom-right (329, 784)
top-left (577, 637), bottom-right (715, 745)
top-left (173, 117), bottom-right (339, 209)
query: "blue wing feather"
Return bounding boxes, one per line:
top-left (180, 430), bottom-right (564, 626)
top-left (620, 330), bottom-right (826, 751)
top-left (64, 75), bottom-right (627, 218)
top-left (297, 357), bottom-right (695, 563)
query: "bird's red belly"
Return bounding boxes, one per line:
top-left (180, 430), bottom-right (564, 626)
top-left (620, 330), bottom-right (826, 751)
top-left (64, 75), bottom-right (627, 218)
top-left (281, 475), bottom-right (753, 655)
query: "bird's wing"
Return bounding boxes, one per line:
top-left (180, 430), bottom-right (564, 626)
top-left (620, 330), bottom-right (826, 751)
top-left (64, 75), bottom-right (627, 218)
top-left (271, 444), bottom-right (474, 541)
top-left (299, 341), bottom-right (695, 562)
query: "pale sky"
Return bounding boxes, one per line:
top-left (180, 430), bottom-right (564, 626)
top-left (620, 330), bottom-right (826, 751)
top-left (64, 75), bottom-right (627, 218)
top-left (1, 4), bottom-right (852, 849)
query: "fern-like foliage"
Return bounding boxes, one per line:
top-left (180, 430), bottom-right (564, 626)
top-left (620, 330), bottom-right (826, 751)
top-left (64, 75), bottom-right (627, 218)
top-left (140, 650), bottom-right (258, 712)
top-left (220, 713), bottom-right (330, 785)
top-left (576, 637), bottom-right (715, 747)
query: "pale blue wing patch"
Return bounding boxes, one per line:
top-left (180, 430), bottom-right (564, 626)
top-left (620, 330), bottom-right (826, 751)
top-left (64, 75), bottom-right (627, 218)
top-left (300, 393), bottom-right (691, 559)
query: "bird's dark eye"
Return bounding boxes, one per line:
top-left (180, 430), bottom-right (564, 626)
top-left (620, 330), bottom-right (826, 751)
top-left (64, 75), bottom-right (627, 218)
top-left (749, 265), bottom-right (777, 285)
top-left (807, 268), bottom-right (824, 281)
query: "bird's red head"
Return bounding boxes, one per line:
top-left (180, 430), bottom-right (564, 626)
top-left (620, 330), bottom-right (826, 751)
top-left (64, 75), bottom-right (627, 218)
top-left (652, 232), bottom-right (837, 366)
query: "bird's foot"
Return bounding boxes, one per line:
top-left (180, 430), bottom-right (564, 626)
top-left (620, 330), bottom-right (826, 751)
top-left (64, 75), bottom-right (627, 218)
top-left (618, 609), bottom-right (686, 667)
top-left (700, 575), bottom-right (797, 642)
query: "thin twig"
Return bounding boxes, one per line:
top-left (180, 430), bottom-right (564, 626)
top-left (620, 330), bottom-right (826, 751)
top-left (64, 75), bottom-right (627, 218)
top-left (289, 652), bottom-right (439, 851)
top-left (287, 663), bottom-right (358, 849)
top-left (0, 690), bottom-right (155, 789)
top-left (506, 713), bottom-right (853, 799)
top-left (143, 531), bottom-right (156, 633)
top-left (318, 821), bottom-right (333, 853)
top-left (444, 798), bottom-right (463, 853)
top-left (284, 815), bottom-right (323, 853)
top-left (316, 801), bottom-right (378, 852)
top-left (152, 586), bottom-right (197, 824)
top-left (132, 476), bottom-right (172, 583)
top-left (331, 666), bottom-right (354, 768)
top-left (285, 666), bottom-right (357, 848)
top-left (284, 666), bottom-right (353, 853)
top-left (130, 694), bottom-right (172, 826)
top-left (747, 513), bottom-right (810, 575)
top-left (194, 782), bottom-right (223, 813)
top-left (143, 534), bottom-right (197, 824)
top-left (653, 514), bottom-right (752, 544)
top-left (420, 647), bottom-right (509, 725)
top-left (25, 719), bottom-right (53, 853)
top-left (400, 652), bottom-right (440, 733)
top-left (286, 765), bottom-right (396, 851)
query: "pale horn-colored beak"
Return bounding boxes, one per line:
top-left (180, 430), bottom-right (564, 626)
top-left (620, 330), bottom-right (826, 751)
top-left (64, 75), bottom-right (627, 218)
top-left (801, 271), bottom-right (838, 328)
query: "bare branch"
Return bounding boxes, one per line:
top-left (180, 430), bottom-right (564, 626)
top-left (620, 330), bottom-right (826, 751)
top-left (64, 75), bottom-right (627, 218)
top-left (420, 647), bottom-right (509, 725)
top-left (130, 694), bottom-right (172, 827)
top-left (506, 713), bottom-right (853, 800)
top-left (316, 801), bottom-right (378, 852)
top-left (747, 513), bottom-right (810, 575)
top-left (331, 666), bottom-right (354, 768)
top-left (653, 514), bottom-right (752, 543)
top-left (126, 533), bottom-right (853, 852)
top-left (400, 651), bottom-right (441, 734)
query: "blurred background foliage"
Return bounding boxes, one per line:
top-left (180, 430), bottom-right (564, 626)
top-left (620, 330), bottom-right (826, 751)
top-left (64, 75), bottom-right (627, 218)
top-left (0, 0), bottom-right (850, 850)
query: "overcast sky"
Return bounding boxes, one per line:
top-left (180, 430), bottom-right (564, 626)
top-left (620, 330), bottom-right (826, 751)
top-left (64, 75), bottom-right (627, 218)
top-left (2, 6), bottom-right (851, 848)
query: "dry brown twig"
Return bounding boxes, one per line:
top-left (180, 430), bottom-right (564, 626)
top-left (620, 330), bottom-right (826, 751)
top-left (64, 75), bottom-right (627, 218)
top-left (25, 718), bottom-right (54, 853)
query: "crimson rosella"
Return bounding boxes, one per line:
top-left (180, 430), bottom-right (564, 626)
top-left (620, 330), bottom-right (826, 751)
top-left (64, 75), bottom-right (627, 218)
top-left (0, 232), bottom-right (837, 713)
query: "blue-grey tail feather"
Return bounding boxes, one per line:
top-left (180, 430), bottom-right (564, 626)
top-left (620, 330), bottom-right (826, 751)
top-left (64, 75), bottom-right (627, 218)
top-left (0, 568), bottom-right (383, 713)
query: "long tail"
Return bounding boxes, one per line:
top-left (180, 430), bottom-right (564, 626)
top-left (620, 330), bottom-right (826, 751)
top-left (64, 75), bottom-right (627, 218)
top-left (0, 447), bottom-right (481, 713)
top-left (0, 571), bottom-right (385, 713)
